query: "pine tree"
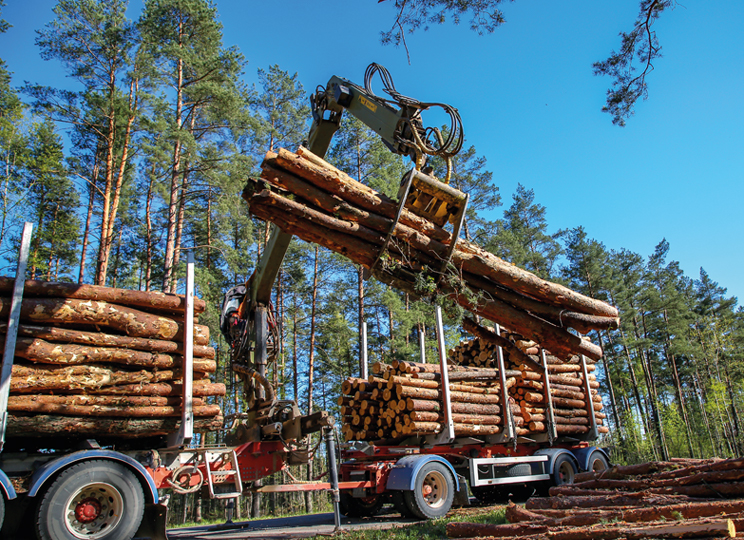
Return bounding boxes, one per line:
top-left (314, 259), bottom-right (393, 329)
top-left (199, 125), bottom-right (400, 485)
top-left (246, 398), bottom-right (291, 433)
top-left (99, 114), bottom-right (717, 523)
top-left (487, 183), bottom-right (562, 279)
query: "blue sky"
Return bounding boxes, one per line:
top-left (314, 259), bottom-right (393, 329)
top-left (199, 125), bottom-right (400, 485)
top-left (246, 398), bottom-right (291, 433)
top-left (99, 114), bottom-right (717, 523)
top-left (1, 1), bottom-right (743, 304)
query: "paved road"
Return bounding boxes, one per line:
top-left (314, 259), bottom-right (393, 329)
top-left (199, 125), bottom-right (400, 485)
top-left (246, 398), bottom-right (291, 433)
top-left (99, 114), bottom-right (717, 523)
top-left (167, 511), bottom-right (423, 539)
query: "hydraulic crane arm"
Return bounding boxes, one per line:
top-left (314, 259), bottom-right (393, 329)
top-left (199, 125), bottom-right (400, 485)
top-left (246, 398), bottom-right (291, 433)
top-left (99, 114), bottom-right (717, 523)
top-left (221, 63), bottom-right (468, 407)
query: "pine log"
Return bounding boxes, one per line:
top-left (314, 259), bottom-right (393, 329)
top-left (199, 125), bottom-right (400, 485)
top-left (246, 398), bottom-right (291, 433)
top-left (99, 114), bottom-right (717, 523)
top-left (392, 385), bottom-right (500, 404)
top-left (406, 421), bottom-right (501, 436)
top-left (515, 499), bottom-right (744, 526)
top-left (547, 518), bottom-right (736, 540)
top-left (11, 337), bottom-right (216, 372)
top-left (1, 323), bottom-right (215, 358)
top-left (7, 394), bottom-right (202, 408)
top-left (7, 414), bottom-right (223, 436)
top-left (7, 400), bottom-right (221, 417)
top-left (408, 410), bottom-right (503, 425)
top-left (568, 468), bottom-right (744, 491)
top-left (0, 277), bottom-right (206, 313)
top-left (462, 318), bottom-right (545, 373)
top-left (0, 297), bottom-right (179, 339)
top-left (405, 398), bottom-right (502, 416)
top-left (525, 492), bottom-right (700, 510)
top-left (67, 380), bottom-right (226, 397)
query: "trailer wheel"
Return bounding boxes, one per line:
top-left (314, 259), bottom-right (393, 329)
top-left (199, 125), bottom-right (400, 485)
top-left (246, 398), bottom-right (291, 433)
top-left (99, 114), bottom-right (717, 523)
top-left (551, 454), bottom-right (577, 486)
top-left (35, 460), bottom-right (145, 540)
top-left (588, 451), bottom-right (610, 473)
top-left (339, 491), bottom-right (385, 517)
top-left (403, 461), bottom-right (455, 519)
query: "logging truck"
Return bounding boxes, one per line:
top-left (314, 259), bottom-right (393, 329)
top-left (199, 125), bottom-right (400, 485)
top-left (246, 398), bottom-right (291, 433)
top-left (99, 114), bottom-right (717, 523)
top-left (0, 63), bottom-right (612, 539)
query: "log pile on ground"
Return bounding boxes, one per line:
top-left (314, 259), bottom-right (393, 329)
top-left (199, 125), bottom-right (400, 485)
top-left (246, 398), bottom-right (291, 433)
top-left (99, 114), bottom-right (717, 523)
top-left (0, 278), bottom-right (225, 440)
top-left (448, 332), bottom-right (608, 438)
top-left (446, 457), bottom-right (744, 539)
top-left (247, 147), bottom-right (620, 361)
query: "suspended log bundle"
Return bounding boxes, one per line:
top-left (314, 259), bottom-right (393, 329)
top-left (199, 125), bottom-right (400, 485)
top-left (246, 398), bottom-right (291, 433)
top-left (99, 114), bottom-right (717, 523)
top-left (446, 457), bottom-right (744, 539)
top-left (0, 278), bottom-right (225, 442)
top-left (247, 147), bottom-right (620, 362)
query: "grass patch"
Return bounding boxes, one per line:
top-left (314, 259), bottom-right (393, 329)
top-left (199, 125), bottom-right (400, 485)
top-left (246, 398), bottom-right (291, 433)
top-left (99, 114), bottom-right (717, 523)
top-left (334, 505), bottom-right (507, 540)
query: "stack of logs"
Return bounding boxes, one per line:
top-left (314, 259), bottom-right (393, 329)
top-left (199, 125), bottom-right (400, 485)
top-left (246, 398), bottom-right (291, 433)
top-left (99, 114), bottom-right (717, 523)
top-left (340, 360), bottom-right (522, 442)
top-left (446, 457), bottom-right (744, 539)
top-left (247, 147), bottom-right (620, 362)
top-left (0, 278), bottom-right (225, 440)
top-left (340, 330), bottom-right (608, 442)
top-left (448, 335), bottom-right (609, 438)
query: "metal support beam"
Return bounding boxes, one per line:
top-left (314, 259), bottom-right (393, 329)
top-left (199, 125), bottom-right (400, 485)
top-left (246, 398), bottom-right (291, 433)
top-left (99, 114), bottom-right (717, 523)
top-left (0, 222), bottom-right (32, 451)
top-left (428, 306), bottom-right (454, 445)
top-left (495, 324), bottom-right (515, 442)
top-left (324, 428), bottom-right (342, 532)
top-left (360, 321), bottom-right (368, 380)
top-left (541, 349), bottom-right (558, 443)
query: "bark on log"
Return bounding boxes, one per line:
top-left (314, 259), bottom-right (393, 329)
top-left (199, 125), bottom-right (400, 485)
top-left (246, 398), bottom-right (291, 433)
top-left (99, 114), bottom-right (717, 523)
top-left (0, 277), bottom-right (206, 313)
top-left (7, 414), bottom-right (224, 436)
top-left (405, 398), bottom-right (502, 415)
top-left (8, 394), bottom-right (201, 408)
top-left (525, 491), bottom-right (699, 510)
top-left (0, 297), bottom-right (179, 339)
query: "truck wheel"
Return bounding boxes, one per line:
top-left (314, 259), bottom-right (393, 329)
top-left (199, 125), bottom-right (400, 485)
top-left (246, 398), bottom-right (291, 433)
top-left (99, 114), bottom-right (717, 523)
top-left (551, 454), bottom-right (577, 486)
top-left (339, 491), bottom-right (385, 517)
top-left (0, 492), bottom-right (5, 532)
top-left (403, 461), bottom-right (455, 519)
top-left (35, 460), bottom-right (145, 540)
top-left (587, 451), bottom-right (610, 473)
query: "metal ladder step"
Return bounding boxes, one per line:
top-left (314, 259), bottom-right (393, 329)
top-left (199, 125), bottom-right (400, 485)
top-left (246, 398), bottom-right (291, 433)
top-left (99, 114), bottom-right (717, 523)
top-left (202, 449), bottom-right (243, 499)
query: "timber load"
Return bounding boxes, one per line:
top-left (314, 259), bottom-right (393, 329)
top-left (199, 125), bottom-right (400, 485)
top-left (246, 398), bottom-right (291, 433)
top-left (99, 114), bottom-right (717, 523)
top-left (339, 328), bottom-right (608, 442)
top-left (246, 147), bottom-right (619, 362)
top-left (0, 277), bottom-right (225, 442)
top-left (446, 457), bottom-right (744, 539)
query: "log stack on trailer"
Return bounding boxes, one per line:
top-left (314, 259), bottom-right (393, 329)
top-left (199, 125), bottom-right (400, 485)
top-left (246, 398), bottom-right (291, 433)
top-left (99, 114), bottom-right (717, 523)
top-left (446, 457), bottom-right (744, 539)
top-left (0, 277), bottom-right (225, 442)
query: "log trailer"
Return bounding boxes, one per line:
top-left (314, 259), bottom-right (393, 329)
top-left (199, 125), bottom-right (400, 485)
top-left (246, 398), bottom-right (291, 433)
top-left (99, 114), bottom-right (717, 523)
top-left (0, 227), bottom-right (336, 540)
top-left (221, 63), bottom-right (611, 520)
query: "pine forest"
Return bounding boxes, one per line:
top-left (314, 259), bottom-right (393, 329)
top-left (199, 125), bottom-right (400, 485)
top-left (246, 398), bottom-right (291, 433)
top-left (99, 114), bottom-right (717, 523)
top-left (0, 0), bottom-right (742, 526)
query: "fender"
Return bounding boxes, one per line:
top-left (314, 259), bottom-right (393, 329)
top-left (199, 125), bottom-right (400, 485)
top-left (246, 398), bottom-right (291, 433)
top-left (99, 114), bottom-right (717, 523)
top-left (27, 449), bottom-right (159, 503)
top-left (0, 468), bottom-right (17, 500)
top-left (533, 448), bottom-right (579, 475)
top-left (571, 446), bottom-right (610, 472)
top-left (386, 454), bottom-right (459, 491)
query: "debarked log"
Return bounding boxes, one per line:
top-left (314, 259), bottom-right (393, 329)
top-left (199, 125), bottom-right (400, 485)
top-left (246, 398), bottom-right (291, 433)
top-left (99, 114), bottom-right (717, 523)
top-left (7, 414), bottom-right (224, 436)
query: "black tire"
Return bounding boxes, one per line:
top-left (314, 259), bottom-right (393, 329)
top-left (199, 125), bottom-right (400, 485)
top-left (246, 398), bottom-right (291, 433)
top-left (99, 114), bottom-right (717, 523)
top-left (0, 492), bottom-right (5, 533)
top-left (551, 454), bottom-right (577, 487)
top-left (339, 491), bottom-right (385, 518)
top-left (402, 461), bottom-right (455, 520)
top-left (391, 490), bottom-right (415, 518)
top-left (587, 451), bottom-right (610, 473)
top-left (35, 460), bottom-right (145, 540)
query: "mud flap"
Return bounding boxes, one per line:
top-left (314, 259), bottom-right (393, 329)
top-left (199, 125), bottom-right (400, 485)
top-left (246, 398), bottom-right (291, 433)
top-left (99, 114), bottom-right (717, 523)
top-left (134, 503), bottom-right (168, 540)
top-left (453, 474), bottom-right (470, 507)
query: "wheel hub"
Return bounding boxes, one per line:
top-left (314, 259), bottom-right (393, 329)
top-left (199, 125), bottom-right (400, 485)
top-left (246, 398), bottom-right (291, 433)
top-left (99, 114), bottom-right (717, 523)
top-left (74, 497), bottom-right (102, 523)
